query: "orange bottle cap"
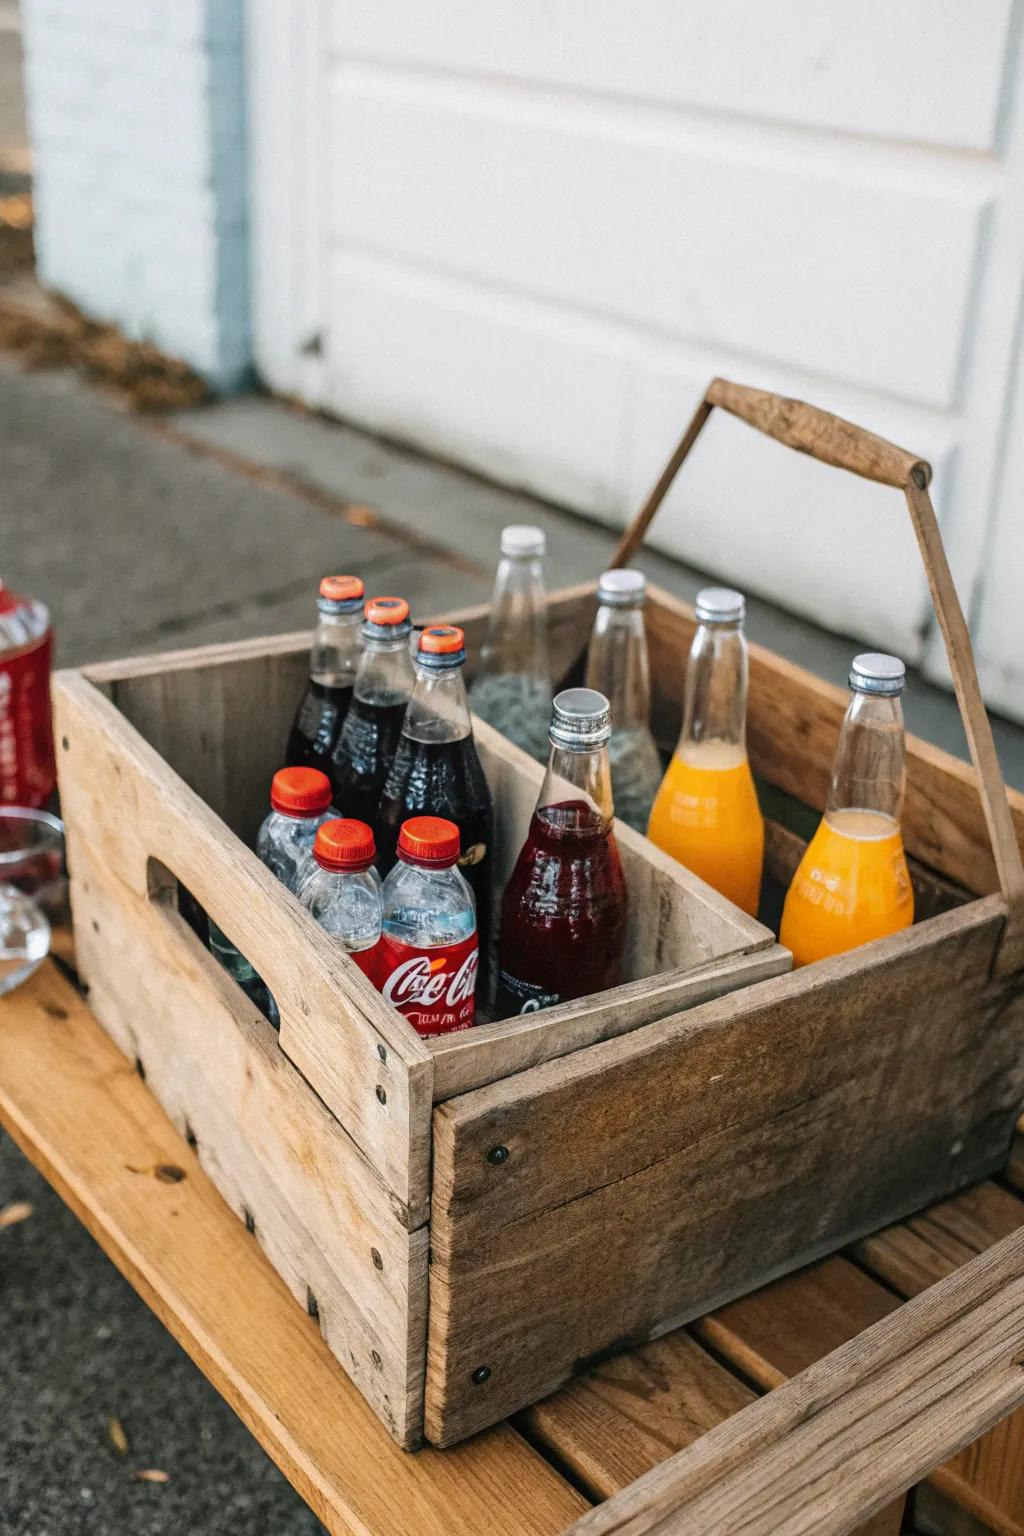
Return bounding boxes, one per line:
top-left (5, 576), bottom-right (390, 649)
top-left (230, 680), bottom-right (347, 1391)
top-left (270, 767), bottom-right (332, 817)
top-left (319, 575), bottom-right (365, 603)
top-left (364, 596), bottom-right (410, 626)
top-left (419, 625), bottom-right (465, 656)
top-left (398, 816), bottom-right (461, 866)
top-left (314, 818), bottom-right (376, 872)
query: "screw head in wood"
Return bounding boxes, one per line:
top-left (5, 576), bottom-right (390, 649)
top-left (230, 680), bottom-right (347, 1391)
top-left (376, 1085), bottom-right (387, 1105)
top-left (371, 1248), bottom-right (383, 1271)
top-left (377, 1043), bottom-right (387, 1063)
top-left (471, 1366), bottom-right (491, 1385)
top-left (486, 1145), bottom-right (510, 1165)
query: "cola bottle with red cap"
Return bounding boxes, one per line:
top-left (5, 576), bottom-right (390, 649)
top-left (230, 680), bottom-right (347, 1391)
top-left (286, 575), bottom-right (365, 776)
top-left (377, 625), bottom-right (493, 961)
top-left (209, 766), bottom-right (334, 1019)
top-left (0, 579), bottom-right (56, 809)
top-left (299, 819), bottom-right (382, 978)
top-left (377, 816), bottom-right (478, 1036)
top-left (329, 597), bottom-right (415, 822)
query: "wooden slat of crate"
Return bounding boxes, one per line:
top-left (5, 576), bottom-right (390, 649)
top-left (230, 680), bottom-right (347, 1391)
top-left (643, 584), bottom-right (1024, 900)
top-left (521, 1277), bottom-right (902, 1535)
top-left (854, 1184), bottom-right (1024, 1536)
top-left (0, 962), bottom-right (589, 1536)
top-left (427, 899), bottom-right (1024, 1444)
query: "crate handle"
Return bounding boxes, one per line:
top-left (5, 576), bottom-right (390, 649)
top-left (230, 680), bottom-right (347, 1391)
top-left (608, 377), bottom-right (1024, 975)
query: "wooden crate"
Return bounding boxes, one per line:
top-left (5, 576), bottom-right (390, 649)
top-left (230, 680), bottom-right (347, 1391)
top-left (53, 380), bottom-right (1024, 1450)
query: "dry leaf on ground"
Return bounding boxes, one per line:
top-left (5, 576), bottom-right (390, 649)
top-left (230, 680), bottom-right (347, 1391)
top-left (0, 1201), bottom-right (33, 1229)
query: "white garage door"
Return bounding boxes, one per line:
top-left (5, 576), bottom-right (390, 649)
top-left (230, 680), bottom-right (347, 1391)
top-left (246, 0), bottom-right (1024, 718)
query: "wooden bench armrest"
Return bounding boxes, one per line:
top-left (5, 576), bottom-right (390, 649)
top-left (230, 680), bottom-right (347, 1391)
top-left (563, 1224), bottom-right (1024, 1536)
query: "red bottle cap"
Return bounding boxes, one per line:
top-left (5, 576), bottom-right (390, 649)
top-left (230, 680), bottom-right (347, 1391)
top-left (419, 625), bottom-right (464, 655)
top-left (270, 767), bottom-right (332, 817)
top-left (314, 818), bottom-right (376, 872)
top-left (319, 575), bottom-right (365, 603)
top-left (364, 596), bottom-right (409, 626)
top-left (398, 816), bottom-right (461, 867)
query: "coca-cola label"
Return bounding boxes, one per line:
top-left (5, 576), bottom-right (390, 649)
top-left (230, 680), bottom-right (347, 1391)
top-left (377, 933), bottom-right (478, 1036)
top-left (0, 631), bottom-right (56, 809)
top-left (497, 969), bottom-right (561, 1016)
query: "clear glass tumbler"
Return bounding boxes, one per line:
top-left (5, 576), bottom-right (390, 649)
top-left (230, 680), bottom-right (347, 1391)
top-left (0, 807), bottom-right (66, 998)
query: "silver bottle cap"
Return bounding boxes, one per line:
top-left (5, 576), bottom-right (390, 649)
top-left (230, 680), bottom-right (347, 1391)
top-left (549, 688), bottom-right (611, 751)
top-left (501, 524), bottom-right (546, 558)
top-left (695, 587), bottom-right (745, 624)
top-left (849, 653), bottom-right (906, 696)
top-left (597, 569), bottom-right (646, 608)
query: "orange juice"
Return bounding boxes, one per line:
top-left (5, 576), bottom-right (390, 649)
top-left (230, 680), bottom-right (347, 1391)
top-left (647, 739), bottom-right (764, 915)
top-left (780, 807), bottom-right (913, 967)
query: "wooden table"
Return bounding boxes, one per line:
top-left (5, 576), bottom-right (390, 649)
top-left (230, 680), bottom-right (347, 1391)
top-left (4, 957), bottom-right (1024, 1536)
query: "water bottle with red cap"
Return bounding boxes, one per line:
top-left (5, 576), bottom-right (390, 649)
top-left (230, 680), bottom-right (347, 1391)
top-left (377, 816), bottom-right (478, 1035)
top-left (210, 766), bottom-right (334, 1017)
top-left (329, 596), bottom-right (415, 822)
top-left (286, 574), bottom-right (365, 777)
top-left (299, 818), bottom-right (382, 978)
top-left (0, 579), bottom-right (56, 809)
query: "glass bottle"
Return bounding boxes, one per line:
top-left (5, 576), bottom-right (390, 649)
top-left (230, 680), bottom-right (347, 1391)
top-left (781, 653), bottom-right (913, 966)
top-left (496, 688), bottom-right (628, 1017)
top-left (647, 588), bottom-right (764, 916)
top-left (329, 596), bottom-right (415, 823)
top-left (286, 574), bottom-right (365, 776)
top-left (377, 625), bottom-right (494, 973)
top-left (469, 525), bottom-right (552, 762)
top-left (584, 569), bottom-right (662, 832)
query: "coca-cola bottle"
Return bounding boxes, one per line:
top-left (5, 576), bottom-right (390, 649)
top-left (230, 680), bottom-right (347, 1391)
top-left (496, 688), bottom-right (628, 1017)
top-left (377, 625), bottom-right (494, 963)
top-left (209, 766), bottom-right (333, 1018)
top-left (286, 575), bottom-right (365, 776)
top-left (0, 579), bottom-right (56, 809)
top-left (299, 818), bottom-right (382, 978)
top-left (330, 597), bottom-right (415, 823)
top-left (377, 816), bottom-right (478, 1035)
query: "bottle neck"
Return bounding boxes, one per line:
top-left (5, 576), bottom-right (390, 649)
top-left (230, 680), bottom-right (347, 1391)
top-left (310, 610), bottom-right (362, 686)
top-left (826, 691), bottom-right (906, 828)
top-left (355, 637), bottom-right (415, 704)
top-left (679, 620), bottom-right (748, 759)
top-left (480, 554), bottom-right (550, 680)
top-left (585, 604), bottom-right (650, 730)
top-left (404, 662), bottom-right (472, 742)
top-left (536, 741), bottom-right (614, 832)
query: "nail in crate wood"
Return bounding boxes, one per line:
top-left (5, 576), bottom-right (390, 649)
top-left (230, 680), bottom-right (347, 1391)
top-left (54, 611), bottom-right (776, 1449)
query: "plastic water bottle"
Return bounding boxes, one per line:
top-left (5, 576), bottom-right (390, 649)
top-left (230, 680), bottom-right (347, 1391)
top-left (376, 816), bottom-right (478, 1036)
top-left (300, 818), bottom-right (382, 977)
top-left (210, 767), bottom-right (334, 1019)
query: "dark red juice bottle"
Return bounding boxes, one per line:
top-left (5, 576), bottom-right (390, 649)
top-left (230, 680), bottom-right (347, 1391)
top-left (286, 575), bottom-right (365, 775)
top-left (329, 597), bottom-right (415, 824)
top-left (377, 625), bottom-right (494, 976)
top-left (496, 688), bottom-right (628, 1017)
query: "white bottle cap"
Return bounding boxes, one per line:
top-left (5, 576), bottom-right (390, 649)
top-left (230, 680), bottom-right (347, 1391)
top-left (849, 653), bottom-right (906, 696)
top-left (501, 525), bottom-right (546, 557)
top-left (695, 587), bottom-right (745, 624)
top-left (597, 569), bottom-right (646, 607)
top-left (549, 688), bottom-right (611, 751)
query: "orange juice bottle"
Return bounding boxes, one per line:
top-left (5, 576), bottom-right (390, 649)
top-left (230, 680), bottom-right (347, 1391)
top-left (647, 588), bottom-right (764, 915)
top-left (781, 653), bottom-right (913, 966)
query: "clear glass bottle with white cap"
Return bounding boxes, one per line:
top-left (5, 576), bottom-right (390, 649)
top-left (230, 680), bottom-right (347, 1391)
top-left (584, 569), bottom-right (662, 832)
top-left (469, 524), bottom-right (552, 762)
top-left (781, 653), bottom-right (914, 966)
top-left (496, 688), bottom-right (628, 1017)
top-left (647, 587), bottom-right (764, 916)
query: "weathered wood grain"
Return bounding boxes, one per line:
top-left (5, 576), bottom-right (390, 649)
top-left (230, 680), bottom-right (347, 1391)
top-left (426, 901), bottom-right (1024, 1443)
top-left (0, 963), bottom-right (588, 1534)
top-left (53, 670), bottom-right (434, 1221)
top-left (561, 1226), bottom-right (1024, 1536)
